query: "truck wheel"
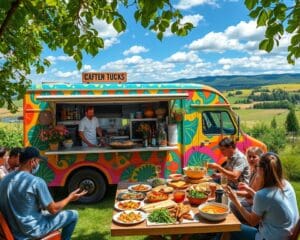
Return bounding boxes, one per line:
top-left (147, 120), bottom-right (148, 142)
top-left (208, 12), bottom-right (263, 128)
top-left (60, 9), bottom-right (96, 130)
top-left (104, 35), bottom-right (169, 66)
top-left (67, 169), bottom-right (107, 203)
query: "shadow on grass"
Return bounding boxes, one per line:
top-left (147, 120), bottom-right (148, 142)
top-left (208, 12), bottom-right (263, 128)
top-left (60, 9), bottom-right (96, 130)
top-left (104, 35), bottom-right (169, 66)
top-left (71, 230), bottom-right (111, 240)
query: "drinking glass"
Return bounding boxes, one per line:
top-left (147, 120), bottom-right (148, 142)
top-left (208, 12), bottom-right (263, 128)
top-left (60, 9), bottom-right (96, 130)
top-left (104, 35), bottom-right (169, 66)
top-left (173, 190), bottom-right (186, 203)
top-left (155, 165), bottom-right (161, 178)
top-left (209, 182), bottom-right (217, 198)
top-left (221, 175), bottom-right (228, 188)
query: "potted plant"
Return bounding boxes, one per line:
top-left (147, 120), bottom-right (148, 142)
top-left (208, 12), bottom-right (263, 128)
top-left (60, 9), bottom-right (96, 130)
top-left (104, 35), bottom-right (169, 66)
top-left (171, 108), bottom-right (185, 123)
top-left (40, 125), bottom-right (69, 150)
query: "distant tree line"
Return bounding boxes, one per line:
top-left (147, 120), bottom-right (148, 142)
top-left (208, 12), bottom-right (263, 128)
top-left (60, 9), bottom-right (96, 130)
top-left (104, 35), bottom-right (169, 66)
top-left (248, 89), bottom-right (300, 104)
top-left (253, 100), bottom-right (292, 109)
top-left (234, 88), bottom-right (300, 108)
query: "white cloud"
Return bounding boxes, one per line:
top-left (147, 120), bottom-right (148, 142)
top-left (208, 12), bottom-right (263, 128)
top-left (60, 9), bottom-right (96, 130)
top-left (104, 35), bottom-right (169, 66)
top-left (123, 46), bottom-right (149, 56)
top-left (55, 70), bottom-right (79, 78)
top-left (187, 21), bottom-right (267, 53)
top-left (175, 0), bottom-right (218, 10)
top-left (45, 55), bottom-right (73, 64)
top-left (165, 51), bottom-right (200, 63)
top-left (188, 32), bottom-right (243, 52)
top-left (225, 21), bottom-right (265, 41)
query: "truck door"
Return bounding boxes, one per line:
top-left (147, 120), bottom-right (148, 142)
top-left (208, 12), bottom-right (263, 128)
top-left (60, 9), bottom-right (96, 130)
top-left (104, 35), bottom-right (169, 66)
top-left (197, 109), bottom-right (237, 165)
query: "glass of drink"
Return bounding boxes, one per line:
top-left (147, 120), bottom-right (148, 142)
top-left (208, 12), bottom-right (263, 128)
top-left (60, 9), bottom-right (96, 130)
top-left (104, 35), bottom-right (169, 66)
top-left (155, 165), bottom-right (161, 178)
top-left (221, 175), bottom-right (228, 188)
top-left (209, 182), bottom-right (217, 198)
top-left (173, 190), bottom-right (186, 203)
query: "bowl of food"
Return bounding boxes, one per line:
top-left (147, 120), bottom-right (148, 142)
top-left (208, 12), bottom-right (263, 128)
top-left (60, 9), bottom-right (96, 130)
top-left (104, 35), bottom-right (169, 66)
top-left (187, 189), bottom-right (208, 206)
top-left (183, 166), bottom-right (206, 179)
top-left (198, 202), bottom-right (229, 221)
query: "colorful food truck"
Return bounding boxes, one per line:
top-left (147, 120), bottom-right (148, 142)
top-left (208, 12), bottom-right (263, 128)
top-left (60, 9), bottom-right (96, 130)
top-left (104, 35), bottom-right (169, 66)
top-left (23, 82), bottom-right (266, 203)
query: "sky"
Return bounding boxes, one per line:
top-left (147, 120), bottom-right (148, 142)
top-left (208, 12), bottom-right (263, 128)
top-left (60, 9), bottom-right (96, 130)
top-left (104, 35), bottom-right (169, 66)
top-left (31, 0), bottom-right (300, 84)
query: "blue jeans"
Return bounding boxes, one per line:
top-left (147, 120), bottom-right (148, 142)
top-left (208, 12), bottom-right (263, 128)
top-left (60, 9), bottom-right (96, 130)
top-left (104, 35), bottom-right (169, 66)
top-left (43, 210), bottom-right (78, 240)
top-left (214, 224), bottom-right (258, 240)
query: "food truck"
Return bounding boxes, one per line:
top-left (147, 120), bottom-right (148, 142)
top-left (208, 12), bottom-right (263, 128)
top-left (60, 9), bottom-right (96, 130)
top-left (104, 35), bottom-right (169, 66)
top-left (23, 80), bottom-right (266, 203)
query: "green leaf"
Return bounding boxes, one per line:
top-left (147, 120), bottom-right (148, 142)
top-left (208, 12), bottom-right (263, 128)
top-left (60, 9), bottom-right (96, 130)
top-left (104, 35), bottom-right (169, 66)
top-left (291, 34), bottom-right (300, 45)
top-left (244, 0), bottom-right (258, 10)
top-left (134, 11), bottom-right (141, 22)
top-left (157, 31), bottom-right (163, 41)
top-left (259, 38), bottom-right (274, 52)
top-left (257, 9), bottom-right (268, 26)
top-left (249, 6), bottom-right (262, 18)
top-left (171, 22), bottom-right (178, 33)
top-left (274, 3), bottom-right (287, 21)
top-left (261, 0), bottom-right (271, 8)
top-left (113, 18), bottom-right (126, 33)
top-left (46, 0), bottom-right (57, 6)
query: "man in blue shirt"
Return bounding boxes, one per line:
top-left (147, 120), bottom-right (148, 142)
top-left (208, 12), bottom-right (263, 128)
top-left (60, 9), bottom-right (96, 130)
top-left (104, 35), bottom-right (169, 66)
top-left (0, 146), bottom-right (87, 240)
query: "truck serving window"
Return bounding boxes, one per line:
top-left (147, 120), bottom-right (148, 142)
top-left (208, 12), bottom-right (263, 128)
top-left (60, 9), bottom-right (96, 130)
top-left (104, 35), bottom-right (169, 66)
top-left (202, 111), bottom-right (236, 135)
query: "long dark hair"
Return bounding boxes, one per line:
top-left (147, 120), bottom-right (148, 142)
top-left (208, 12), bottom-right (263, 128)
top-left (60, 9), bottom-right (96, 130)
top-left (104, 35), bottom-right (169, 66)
top-left (259, 152), bottom-right (284, 191)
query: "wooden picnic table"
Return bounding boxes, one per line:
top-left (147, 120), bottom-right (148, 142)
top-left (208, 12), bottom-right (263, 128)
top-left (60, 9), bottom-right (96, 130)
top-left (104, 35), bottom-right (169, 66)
top-left (111, 181), bottom-right (241, 237)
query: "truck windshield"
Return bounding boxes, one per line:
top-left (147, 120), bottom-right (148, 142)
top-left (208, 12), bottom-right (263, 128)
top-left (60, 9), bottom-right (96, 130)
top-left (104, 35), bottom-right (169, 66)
top-left (202, 111), bottom-right (236, 135)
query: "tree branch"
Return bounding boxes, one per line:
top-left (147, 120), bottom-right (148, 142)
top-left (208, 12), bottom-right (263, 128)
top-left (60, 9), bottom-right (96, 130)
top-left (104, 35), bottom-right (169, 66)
top-left (0, 0), bottom-right (21, 38)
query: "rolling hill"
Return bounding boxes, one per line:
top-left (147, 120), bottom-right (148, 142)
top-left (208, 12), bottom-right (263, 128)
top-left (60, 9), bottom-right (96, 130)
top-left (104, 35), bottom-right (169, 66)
top-left (172, 73), bottom-right (300, 91)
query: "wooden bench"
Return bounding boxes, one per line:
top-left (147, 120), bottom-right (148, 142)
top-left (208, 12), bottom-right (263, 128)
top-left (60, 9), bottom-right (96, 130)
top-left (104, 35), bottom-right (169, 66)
top-left (0, 212), bottom-right (61, 240)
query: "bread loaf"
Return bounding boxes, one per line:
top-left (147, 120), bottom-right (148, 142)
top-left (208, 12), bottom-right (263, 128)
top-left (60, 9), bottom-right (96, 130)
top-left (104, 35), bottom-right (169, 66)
top-left (142, 199), bottom-right (176, 213)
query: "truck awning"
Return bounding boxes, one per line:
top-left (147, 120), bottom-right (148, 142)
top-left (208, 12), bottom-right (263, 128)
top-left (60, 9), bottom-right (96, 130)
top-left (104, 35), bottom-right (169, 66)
top-left (36, 93), bottom-right (189, 103)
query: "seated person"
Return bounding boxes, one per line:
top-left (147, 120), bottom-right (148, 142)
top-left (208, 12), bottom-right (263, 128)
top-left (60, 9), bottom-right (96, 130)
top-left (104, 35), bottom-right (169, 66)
top-left (208, 137), bottom-right (250, 189)
top-left (0, 146), bottom-right (87, 240)
top-left (225, 152), bottom-right (299, 240)
top-left (0, 147), bottom-right (22, 180)
top-left (230, 146), bottom-right (264, 223)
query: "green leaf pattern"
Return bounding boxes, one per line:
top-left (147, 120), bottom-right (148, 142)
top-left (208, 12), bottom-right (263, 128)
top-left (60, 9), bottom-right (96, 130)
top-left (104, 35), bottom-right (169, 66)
top-left (35, 161), bottom-right (55, 184)
top-left (131, 164), bottom-right (156, 181)
top-left (184, 118), bottom-right (199, 145)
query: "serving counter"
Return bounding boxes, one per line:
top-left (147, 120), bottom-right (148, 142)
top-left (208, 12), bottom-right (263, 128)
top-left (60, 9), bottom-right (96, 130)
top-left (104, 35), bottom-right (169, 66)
top-left (45, 146), bottom-right (178, 155)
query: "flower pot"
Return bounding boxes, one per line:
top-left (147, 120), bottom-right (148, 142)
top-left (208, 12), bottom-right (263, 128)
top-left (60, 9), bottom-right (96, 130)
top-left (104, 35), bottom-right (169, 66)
top-left (63, 140), bottom-right (73, 149)
top-left (49, 143), bottom-right (59, 151)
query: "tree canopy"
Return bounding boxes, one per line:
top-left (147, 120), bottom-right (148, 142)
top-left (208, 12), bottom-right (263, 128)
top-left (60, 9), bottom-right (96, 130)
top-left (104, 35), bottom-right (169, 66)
top-left (245, 0), bottom-right (300, 64)
top-left (0, 0), bottom-right (193, 112)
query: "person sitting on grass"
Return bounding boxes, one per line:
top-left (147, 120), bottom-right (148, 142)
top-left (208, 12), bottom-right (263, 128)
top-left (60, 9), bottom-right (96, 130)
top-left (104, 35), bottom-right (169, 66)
top-left (208, 137), bottom-right (250, 189)
top-left (0, 147), bottom-right (22, 180)
top-left (0, 146), bottom-right (87, 240)
top-left (224, 152), bottom-right (299, 240)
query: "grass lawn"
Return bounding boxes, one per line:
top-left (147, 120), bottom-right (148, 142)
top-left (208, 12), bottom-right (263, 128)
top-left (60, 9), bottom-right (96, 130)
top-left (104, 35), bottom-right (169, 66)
top-left (67, 182), bottom-right (300, 240)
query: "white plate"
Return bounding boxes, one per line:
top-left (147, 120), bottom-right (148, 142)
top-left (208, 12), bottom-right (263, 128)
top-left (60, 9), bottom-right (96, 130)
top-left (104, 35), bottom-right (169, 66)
top-left (114, 200), bottom-right (144, 211)
top-left (128, 184), bottom-right (152, 192)
top-left (113, 210), bottom-right (147, 225)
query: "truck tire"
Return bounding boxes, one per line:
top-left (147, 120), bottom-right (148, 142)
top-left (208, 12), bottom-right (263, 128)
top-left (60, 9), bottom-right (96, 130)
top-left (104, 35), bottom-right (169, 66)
top-left (67, 169), bottom-right (107, 203)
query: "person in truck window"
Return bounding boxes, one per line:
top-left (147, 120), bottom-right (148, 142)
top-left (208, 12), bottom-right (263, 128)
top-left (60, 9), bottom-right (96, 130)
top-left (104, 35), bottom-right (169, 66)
top-left (0, 146), bottom-right (87, 240)
top-left (79, 106), bottom-right (103, 147)
top-left (0, 147), bottom-right (22, 180)
top-left (207, 137), bottom-right (250, 189)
